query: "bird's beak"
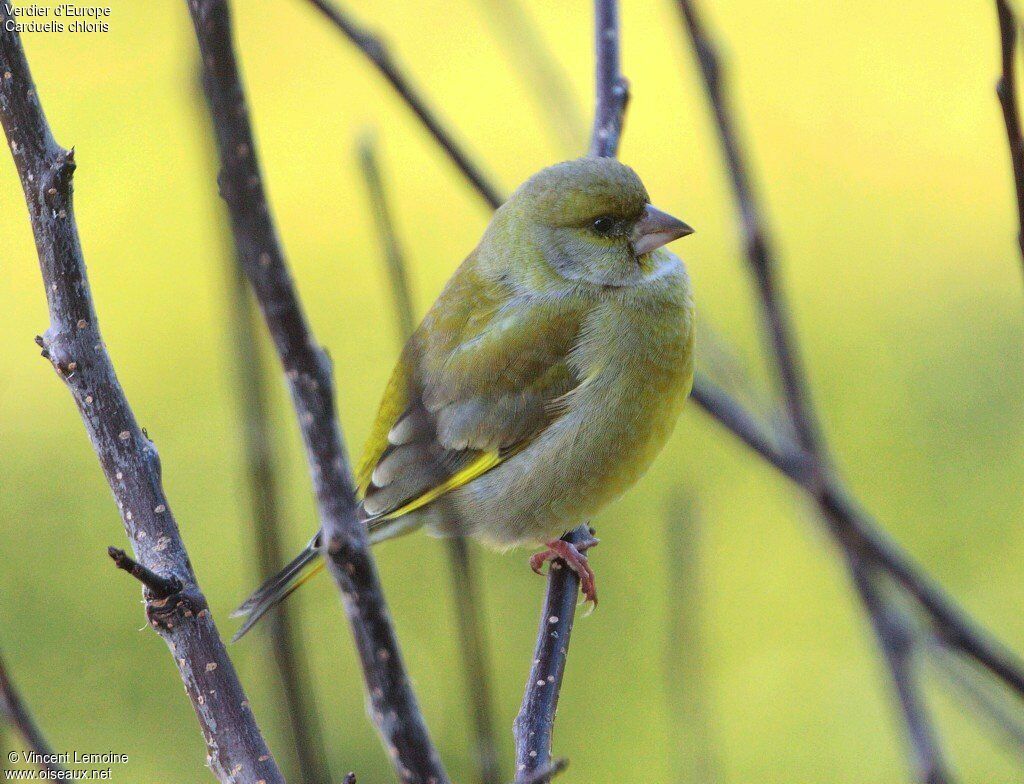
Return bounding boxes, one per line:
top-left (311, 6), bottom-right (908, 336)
top-left (631, 204), bottom-right (694, 256)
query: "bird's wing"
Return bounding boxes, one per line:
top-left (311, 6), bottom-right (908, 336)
top-left (356, 261), bottom-right (589, 520)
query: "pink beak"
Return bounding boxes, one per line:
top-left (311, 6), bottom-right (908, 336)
top-left (630, 204), bottom-right (694, 256)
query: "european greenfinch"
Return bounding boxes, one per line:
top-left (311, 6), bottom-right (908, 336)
top-left (233, 157), bottom-right (694, 639)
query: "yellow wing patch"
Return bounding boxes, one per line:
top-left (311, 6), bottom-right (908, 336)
top-left (380, 450), bottom-right (502, 520)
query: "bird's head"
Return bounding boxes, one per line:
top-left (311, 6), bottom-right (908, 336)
top-left (485, 157), bottom-right (693, 289)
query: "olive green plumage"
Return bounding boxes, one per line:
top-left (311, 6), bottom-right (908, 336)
top-left (232, 157), bottom-right (695, 639)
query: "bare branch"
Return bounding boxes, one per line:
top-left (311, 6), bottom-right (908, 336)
top-left (996, 0), bottom-right (1024, 272)
top-left (359, 135), bottom-right (502, 784)
top-left (224, 215), bottom-right (332, 784)
top-left (676, 0), bottom-right (824, 463)
top-left (852, 561), bottom-right (951, 783)
top-left (0, 648), bottom-right (62, 774)
top-left (514, 757), bottom-right (568, 784)
top-left (588, 0), bottom-right (630, 158)
top-left (692, 376), bottom-right (1024, 698)
top-left (202, 74), bottom-right (331, 782)
top-left (513, 528), bottom-right (591, 784)
top-left (513, 4), bottom-right (628, 778)
top-left (0, 14), bottom-right (283, 783)
top-left (107, 547), bottom-right (183, 600)
top-left (185, 1), bottom-right (448, 781)
top-left (303, 0), bottom-right (503, 210)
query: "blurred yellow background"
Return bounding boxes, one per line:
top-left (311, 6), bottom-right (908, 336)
top-left (1, 1), bottom-right (1023, 781)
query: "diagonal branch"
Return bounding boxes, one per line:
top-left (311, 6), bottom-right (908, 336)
top-left (303, 0), bottom-right (503, 210)
top-left (185, 1), bottom-right (448, 782)
top-left (359, 135), bottom-right (503, 784)
top-left (852, 558), bottom-right (951, 783)
top-left (995, 0), bottom-right (1024, 273)
top-left (0, 648), bottom-right (62, 775)
top-left (0, 15), bottom-right (284, 784)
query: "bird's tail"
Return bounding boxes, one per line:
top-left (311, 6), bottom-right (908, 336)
top-left (230, 515), bottom-right (422, 642)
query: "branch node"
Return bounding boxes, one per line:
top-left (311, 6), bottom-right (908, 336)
top-left (107, 546), bottom-right (183, 602)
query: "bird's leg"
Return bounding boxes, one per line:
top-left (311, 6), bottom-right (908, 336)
top-left (529, 530), bottom-right (600, 605)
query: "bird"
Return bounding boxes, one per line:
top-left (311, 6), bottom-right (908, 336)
top-left (232, 157), bottom-right (695, 641)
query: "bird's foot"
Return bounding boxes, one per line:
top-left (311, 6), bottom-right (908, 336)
top-left (529, 531), bottom-right (600, 606)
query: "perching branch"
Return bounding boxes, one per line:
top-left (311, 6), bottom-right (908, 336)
top-left (303, 0), bottom-right (503, 211)
top-left (185, 1), bottom-right (448, 782)
top-left (359, 136), bottom-right (503, 784)
top-left (514, 3), bottom-right (627, 780)
top-left (588, 0), bottom-right (630, 159)
top-left (995, 0), bottom-right (1024, 272)
top-left (0, 15), bottom-right (283, 784)
top-left (0, 648), bottom-right (62, 775)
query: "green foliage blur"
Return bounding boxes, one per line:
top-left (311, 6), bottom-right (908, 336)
top-left (1, 1), bottom-right (1022, 781)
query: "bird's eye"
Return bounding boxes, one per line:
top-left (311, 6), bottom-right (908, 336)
top-left (591, 216), bottom-right (616, 235)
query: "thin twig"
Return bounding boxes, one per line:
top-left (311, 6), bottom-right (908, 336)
top-left (996, 0), bottom-right (1024, 272)
top-left (185, 2), bottom-right (449, 782)
top-left (303, 0), bottom-right (503, 210)
top-left (220, 191), bottom-right (332, 784)
top-left (663, 493), bottom-right (720, 784)
top-left (0, 15), bottom-right (283, 783)
top-left (107, 547), bottom-right (183, 600)
top-left (477, 0), bottom-right (587, 154)
top-left (852, 560), bottom-right (951, 784)
top-left (0, 648), bottom-right (62, 774)
top-left (512, 528), bottom-right (589, 784)
top-left (359, 136), bottom-right (503, 784)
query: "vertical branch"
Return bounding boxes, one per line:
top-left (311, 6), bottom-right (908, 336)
top-left (588, 0), bottom-right (630, 159)
top-left (222, 227), bottom-right (332, 784)
top-left (193, 58), bottom-right (331, 783)
top-left (0, 649), bottom-right (62, 774)
top-left (186, 2), bottom-right (448, 782)
top-left (663, 494), bottom-right (719, 784)
top-left (358, 137), bottom-right (503, 784)
top-left (0, 14), bottom-right (283, 784)
top-left (514, 3), bottom-right (627, 781)
top-left (996, 0), bottom-right (1024, 272)
top-left (303, 0), bottom-right (503, 210)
